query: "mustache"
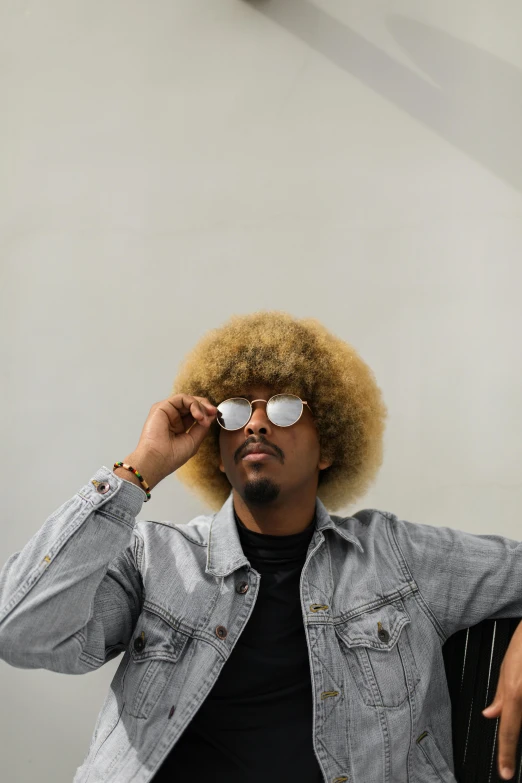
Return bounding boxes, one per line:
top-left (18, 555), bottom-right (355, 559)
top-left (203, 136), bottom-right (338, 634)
top-left (235, 437), bottom-right (284, 463)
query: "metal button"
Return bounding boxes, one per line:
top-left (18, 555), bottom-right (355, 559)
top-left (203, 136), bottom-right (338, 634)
top-left (236, 581), bottom-right (249, 594)
top-left (378, 626), bottom-right (389, 643)
top-left (168, 706), bottom-right (175, 719)
top-left (215, 625), bottom-right (228, 640)
top-left (134, 631), bottom-right (146, 652)
top-left (95, 481), bottom-right (111, 495)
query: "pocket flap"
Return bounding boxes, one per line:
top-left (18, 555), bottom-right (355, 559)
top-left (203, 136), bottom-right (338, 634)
top-left (130, 609), bottom-right (190, 663)
top-left (334, 600), bottom-right (410, 651)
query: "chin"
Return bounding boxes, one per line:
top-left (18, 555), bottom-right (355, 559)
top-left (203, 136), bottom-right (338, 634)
top-left (241, 476), bottom-right (281, 506)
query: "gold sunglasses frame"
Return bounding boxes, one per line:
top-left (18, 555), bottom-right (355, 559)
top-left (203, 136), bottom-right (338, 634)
top-left (216, 395), bottom-right (313, 431)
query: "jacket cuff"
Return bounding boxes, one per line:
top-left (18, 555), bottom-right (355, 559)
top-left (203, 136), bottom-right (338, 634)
top-left (78, 465), bottom-right (147, 523)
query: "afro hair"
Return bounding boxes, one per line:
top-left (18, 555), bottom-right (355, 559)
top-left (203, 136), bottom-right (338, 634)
top-left (171, 311), bottom-right (388, 512)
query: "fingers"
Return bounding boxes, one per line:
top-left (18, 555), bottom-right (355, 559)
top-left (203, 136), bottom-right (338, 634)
top-left (498, 708), bottom-right (520, 779)
top-left (166, 394), bottom-right (217, 429)
top-left (189, 395), bottom-right (217, 425)
top-left (495, 697), bottom-right (521, 779)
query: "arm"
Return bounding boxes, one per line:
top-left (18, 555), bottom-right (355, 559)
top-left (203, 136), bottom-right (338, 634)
top-left (0, 466), bottom-right (147, 673)
top-left (387, 512), bottom-right (522, 639)
top-left (0, 393), bottom-right (218, 674)
top-left (388, 513), bottom-right (522, 782)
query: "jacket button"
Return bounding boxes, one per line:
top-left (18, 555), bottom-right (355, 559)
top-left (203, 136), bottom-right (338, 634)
top-left (95, 481), bottom-right (111, 495)
top-left (215, 625), bottom-right (228, 640)
top-left (236, 581), bottom-right (249, 594)
top-left (378, 627), bottom-right (389, 642)
top-left (134, 632), bottom-right (146, 652)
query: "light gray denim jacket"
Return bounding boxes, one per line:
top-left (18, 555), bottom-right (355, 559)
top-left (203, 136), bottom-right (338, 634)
top-left (1, 465), bottom-right (522, 783)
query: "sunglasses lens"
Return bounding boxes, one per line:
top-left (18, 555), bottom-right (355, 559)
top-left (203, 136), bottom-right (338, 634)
top-left (267, 394), bottom-right (303, 426)
top-left (217, 398), bottom-right (251, 430)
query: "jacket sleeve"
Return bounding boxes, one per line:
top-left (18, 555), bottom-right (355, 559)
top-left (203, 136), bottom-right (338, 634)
top-left (387, 511), bottom-right (522, 640)
top-left (0, 466), bottom-right (147, 674)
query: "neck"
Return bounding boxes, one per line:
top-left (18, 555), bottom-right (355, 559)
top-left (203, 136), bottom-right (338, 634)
top-left (232, 486), bottom-right (317, 535)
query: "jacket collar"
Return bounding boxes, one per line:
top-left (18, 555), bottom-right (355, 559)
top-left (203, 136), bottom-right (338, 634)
top-left (206, 491), bottom-right (363, 577)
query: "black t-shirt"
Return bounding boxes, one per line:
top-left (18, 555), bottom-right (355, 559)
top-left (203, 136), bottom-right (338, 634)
top-left (153, 509), bottom-right (324, 783)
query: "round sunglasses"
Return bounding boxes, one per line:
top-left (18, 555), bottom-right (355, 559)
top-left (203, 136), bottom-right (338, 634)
top-left (216, 394), bottom-right (313, 431)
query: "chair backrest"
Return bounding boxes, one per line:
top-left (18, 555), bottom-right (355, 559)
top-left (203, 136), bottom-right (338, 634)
top-left (442, 617), bottom-right (522, 782)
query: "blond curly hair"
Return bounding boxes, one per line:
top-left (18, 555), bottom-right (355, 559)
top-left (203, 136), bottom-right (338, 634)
top-left (171, 311), bottom-right (387, 512)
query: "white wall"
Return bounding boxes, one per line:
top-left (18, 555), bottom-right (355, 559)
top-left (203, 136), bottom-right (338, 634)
top-left (1, 0), bottom-right (522, 779)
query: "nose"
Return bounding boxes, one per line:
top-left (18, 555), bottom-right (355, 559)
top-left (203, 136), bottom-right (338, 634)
top-left (244, 400), bottom-right (273, 437)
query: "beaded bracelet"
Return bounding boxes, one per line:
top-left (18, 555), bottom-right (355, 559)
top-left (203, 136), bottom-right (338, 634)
top-left (113, 461), bottom-right (152, 502)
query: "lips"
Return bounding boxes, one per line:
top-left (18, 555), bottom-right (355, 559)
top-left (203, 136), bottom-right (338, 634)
top-left (242, 452), bottom-right (276, 462)
top-left (241, 444), bottom-right (278, 459)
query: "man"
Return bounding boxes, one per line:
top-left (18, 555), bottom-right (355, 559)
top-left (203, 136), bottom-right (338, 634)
top-left (0, 310), bottom-right (521, 782)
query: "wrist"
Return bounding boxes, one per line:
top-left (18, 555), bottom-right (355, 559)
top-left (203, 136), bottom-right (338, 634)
top-left (113, 452), bottom-right (165, 494)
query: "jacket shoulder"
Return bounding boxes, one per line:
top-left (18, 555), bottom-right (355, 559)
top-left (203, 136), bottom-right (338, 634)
top-left (134, 513), bottom-right (215, 547)
top-left (330, 508), bottom-right (392, 531)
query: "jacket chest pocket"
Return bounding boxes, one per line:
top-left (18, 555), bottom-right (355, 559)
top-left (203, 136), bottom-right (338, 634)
top-left (334, 599), bottom-right (420, 708)
top-left (123, 609), bottom-right (190, 720)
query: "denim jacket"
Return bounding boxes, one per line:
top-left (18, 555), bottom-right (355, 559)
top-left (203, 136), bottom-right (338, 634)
top-left (1, 465), bottom-right (522, 783)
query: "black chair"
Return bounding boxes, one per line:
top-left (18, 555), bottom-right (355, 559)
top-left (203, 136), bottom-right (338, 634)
top-left (442, 617), bottom-right (522, 782)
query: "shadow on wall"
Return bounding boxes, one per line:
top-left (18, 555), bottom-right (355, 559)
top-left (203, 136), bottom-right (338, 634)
top-left (244, 0), bottom-right (522, 194)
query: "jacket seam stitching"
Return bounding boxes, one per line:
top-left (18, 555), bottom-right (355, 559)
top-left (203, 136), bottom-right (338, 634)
top-left (75, 634), bottom-right (104, 669)
top-left (383, 512), bottom-right (447, 642)
top-left (144, 520), bottom-right (209, 547)
top-left (142, 600), bottom-right (196, 635)
top-left (333, 585), bottom-right (418, 623)
top-left (95, 508), bottom-right (136, 531)
top-left (0, 497), bottom-right (102, 625)
top-left (133, 529), bottom-right (145, 572)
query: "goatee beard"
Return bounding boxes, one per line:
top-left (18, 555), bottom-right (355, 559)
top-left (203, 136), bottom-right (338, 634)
top-left (242, 476), bottom-right (280, 506)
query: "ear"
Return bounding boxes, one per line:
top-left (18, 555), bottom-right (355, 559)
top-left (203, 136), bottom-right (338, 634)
top-left (218, 442), bottom-right (226, 473)
top-left (318, 455), bottom-right (333, 471)
top-left (218, 431), bottom-right (226, 473)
